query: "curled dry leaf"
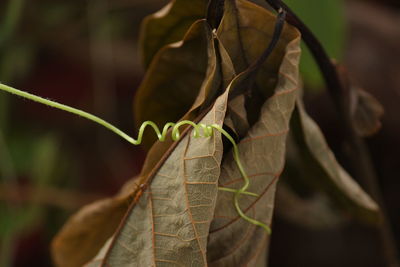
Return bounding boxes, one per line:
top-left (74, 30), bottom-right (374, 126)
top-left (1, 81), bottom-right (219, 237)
top-left (134, 20), bottom-right (211, 148)
top-left (287, 96), bottom-right (379, 221)
top-left (337, 64), bottom-right (384, 138)
top-left (53, 18), bottom-right (235, 266)
top-left (52, 0), bottom-right (379, 266)
top-left (217, 0), bottom-right (299, 96)
top-left (224, 94), bottom-right (249, 138)
top-left (135, 18), bottom-right (235, 186)
top-left (51, 178), bottom-right (138, 267)
top-left (84, 16), bottom-right (238, 266)
top-left (275, 182), bottom-right (346, 229)
top-left (88, 87), bottom-right (231, 266)
top-left (207, 2), bottom-right (301, 264)
top-left (139, 0), bottom-right (207, 68)
top-left (350, 87), bottom-right (384, 137)
top-left (134, 18), bottom-right (236, 150)
top-left (54, 0), bottom-right (303, 266)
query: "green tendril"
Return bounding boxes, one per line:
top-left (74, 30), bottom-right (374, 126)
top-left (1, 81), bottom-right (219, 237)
top-left (0, 83), bottom-right (271, 234)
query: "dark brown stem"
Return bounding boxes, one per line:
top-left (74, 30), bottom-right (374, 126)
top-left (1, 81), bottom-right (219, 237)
top-left (267, 0), bottom-right (344, 108)
top-left (247, 8), bottom-right (286, 73)
top-left (265, 0), bottom-right (399, 266)
top-left (230, 8), bottom-right (286, 100)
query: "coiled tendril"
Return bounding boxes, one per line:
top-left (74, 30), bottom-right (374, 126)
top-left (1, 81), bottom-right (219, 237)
top-left (0, 83), bottom-right (271, 233)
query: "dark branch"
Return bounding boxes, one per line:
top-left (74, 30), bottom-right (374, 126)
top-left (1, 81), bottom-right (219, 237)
top-left (248, 8), bottom-right (286, 73)
top-left (230, 8), bottom-right (286, 100)
top-left (266, 0), bottom-right (344, 109)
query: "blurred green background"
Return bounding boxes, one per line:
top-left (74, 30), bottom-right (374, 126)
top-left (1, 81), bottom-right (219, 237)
top-left (1, 0), bottom-right (399, 266)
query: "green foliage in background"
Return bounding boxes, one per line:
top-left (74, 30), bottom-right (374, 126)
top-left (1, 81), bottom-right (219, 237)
top-left (0, 135), bottom-right (60, 266)
top-left (285, 0), bottom-right (345, 88)
top-left (0, 1), bottom-right (65, 266)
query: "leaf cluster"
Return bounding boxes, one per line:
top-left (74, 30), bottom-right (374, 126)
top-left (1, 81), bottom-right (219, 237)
top-left (51, 1), bottom-right (379, 266)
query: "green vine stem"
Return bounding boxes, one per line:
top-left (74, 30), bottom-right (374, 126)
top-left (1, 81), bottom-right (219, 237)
top-left (0, 82), bottom-right (271, 233)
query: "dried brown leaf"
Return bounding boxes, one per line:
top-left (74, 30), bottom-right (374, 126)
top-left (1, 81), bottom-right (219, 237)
top-left (350, 87), bottom-right (384, 137)
top-left (287, 96), bottom-right (379, 220)
top-left (204, 2), bottom-right (302, 264)
top-left (51, 178), bottom-right (138, 267)
top-left (134, 20), bottom-right (211, 148)
top-left (88, 88), bottom-right (231, 266)
top-left (224, 94), bottom-right (249, 138)
top-left (217, 0), bottom-right (299, 99)
top-left (275, 182), bottom-right (346, 229)
top-left (53, 19), bottom-right (236, 267)
top-left (135, 18), bottom-right (235, 190)
top-left (139, 0), bottom-right (207, 68)
top-left (207, 38), bottom-right (301, 267)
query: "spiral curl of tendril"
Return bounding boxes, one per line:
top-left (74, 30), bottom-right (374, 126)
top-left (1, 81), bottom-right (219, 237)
top-left (0, 82), bottom-right (271, 233)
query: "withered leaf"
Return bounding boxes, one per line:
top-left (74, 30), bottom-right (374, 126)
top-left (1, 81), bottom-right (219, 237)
top-left (135, 18), bottom-right (235, 188)
top-left (87, 88), bottom-right (231, 266)
top-left (207, 34), bottom-right (301, 267)
top-left (51, 178), bottom-right (138, 267)
top-left (217, 0), bottom-right (299, 99)
top-left (139, 0), bottom-right (207, 68)
top-left (337, 64), bottom-right (384, 137)
top-left (134, 20), bottom-right (211, 149)
top-left (53, 18), bottom-right (236, 267)
top-left (287, 95), bottom-right (379, 220)
top-left (350, 87), bottom-right (384, 137)
top-left (52, 1), bottom-right (377, 266)
top-left (275, 182), bottom-right (346, 229)
top-left (224, 94), bottom-right (249, 138)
